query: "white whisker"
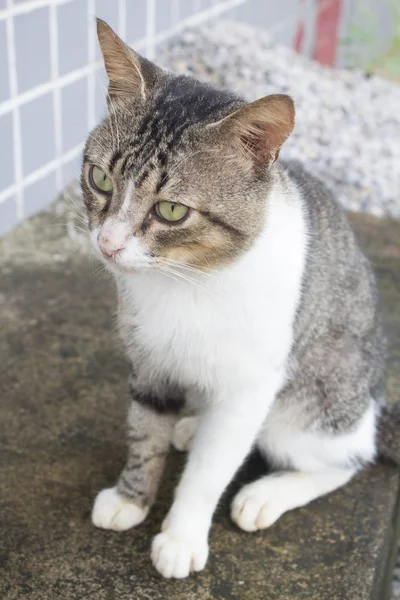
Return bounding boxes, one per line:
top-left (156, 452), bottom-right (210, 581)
top-left (161, 257), bottom-right (212, 276)
top-left (86, 132), bottom-right (108, 154)
top-left (158, 268), bottom-right (187, 288)
top-left (160, 266), bottom-right (218, 301)
top-left (105, 91), bottom-right (116, 152)
top-left (109, 101), bottom-right (121, 151)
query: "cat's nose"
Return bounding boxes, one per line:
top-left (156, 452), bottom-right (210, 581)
top-left (98, 229), bottom-right (127, 259)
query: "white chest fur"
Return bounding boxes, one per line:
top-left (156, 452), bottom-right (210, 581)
top-left (118, 189), bottom-right (308, 393)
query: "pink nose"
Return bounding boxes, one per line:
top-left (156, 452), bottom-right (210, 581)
top-left (97, 231), bottom-right (126, 259)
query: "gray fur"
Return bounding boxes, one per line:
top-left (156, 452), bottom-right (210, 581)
top-left (274, 161), bottom-right (386, 437)
top-left (117, 397), bottom-right (176, 507)
top-left (84, 22), bottom-right (397, 519)
top-left (377, 403), bottom-right (400, 464)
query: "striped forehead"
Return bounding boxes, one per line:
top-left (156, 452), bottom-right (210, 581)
top-left (105, 75), bottom-right (240, 190)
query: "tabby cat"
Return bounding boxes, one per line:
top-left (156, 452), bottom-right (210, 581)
top-left (81, 20), bottom-right (398, 579)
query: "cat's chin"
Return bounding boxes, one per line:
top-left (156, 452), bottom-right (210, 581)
top-left (102, 259), bottom-right (149, 275)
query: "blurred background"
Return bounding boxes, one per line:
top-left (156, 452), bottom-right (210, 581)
top-left (0, 0), bottom-right (399, 237)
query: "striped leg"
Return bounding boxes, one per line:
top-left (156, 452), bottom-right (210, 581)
top-left (92, 378), bottom-right (183, 531)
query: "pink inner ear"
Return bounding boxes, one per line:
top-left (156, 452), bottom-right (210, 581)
top-left (240, 121), bottom-right (282, 171)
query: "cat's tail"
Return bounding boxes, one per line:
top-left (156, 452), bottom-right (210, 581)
top-left (377, 403), bottom-right (400, 465)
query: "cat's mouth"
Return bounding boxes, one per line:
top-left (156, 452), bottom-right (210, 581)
top-left (102, 254), bottom-right (155, 273)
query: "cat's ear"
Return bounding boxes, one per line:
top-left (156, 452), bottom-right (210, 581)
top-left (96, 18), bottom-right (162, 102)
top-left (215, 94), bottom-right (295, 170)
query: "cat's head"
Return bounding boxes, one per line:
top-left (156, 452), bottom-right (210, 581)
top-left (81, 19), bottom-right (295, 275)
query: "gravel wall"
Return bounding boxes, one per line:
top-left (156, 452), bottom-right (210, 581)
top-left (158, 21), bottom-right (400, 218)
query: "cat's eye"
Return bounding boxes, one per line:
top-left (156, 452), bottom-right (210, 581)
top-left (89, 165), bottom-right (113, 194)
top-left (155, 201), bottom-right (189, 223)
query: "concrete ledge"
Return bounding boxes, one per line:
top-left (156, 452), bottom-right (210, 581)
top-left (0, 204), bottom-right (399, 600)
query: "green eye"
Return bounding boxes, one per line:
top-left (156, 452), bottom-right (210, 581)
top-left (155, 201), bottom-right (189, 223)
top-left (89, 165), bottom-right (113, 193)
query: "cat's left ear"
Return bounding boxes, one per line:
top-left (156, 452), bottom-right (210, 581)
top-left (213, 94), bottom-right (295, 171)
top-left (96, 18), bottom-right (163, 102)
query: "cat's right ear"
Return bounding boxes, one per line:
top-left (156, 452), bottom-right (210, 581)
top-left (96, 19), bottom-right (162, 103)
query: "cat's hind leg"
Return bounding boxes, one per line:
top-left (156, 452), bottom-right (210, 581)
top-left (231, 469), bottom-right (354, 531)
top-left (231, 402), bottom-right (376, 532)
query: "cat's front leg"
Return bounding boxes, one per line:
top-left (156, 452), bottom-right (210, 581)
top-left (92, 377), bottom-right (181, 531)
top-left (151, 375), bottom-right (283, 578)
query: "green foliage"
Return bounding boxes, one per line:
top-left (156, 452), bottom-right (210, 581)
top-left (340, 0), bottom-right (400, 80)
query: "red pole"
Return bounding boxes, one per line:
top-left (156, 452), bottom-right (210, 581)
top-left (294, 0), bottom-right (306, 54)
top-left (312, 0), bottom-right (342, 66)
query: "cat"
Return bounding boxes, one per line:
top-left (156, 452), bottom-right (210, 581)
top-left (80, 19), bottom-right (398, 579)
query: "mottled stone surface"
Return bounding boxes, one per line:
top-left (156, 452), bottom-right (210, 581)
top-left (0, 205), bottom-right (399, 600)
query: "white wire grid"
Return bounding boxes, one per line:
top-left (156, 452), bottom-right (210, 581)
top-left (0, 0), bottom-right (249, 223)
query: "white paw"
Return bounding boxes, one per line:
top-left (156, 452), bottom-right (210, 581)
top-left (172, 416), bottom-right (198, 452)
top-left (151, 530), bottom-right (209, 578)
top-left (231, 476), bottom-right (287, 532)
top-left (92, 487), bottom-right (148, 531)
